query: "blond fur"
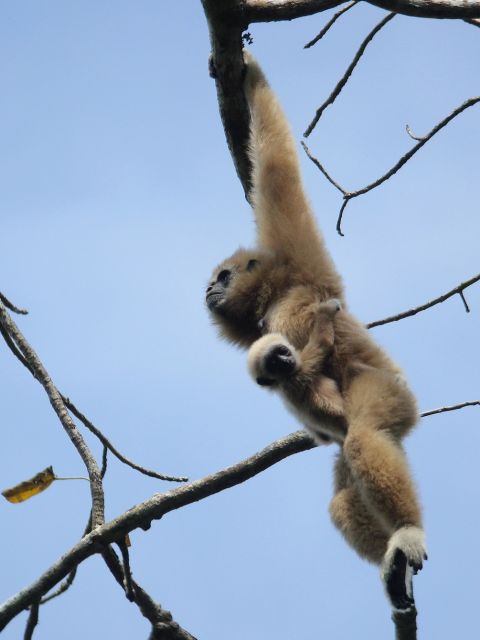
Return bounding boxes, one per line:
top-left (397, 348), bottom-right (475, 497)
top-left (206, 53), bottom-right (425, 582)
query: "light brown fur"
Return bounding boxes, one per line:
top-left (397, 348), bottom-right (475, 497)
top-left (206, 53), bottom-right (426, 605)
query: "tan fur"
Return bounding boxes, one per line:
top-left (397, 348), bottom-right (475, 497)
top-left (206, 54), bottom-right (425, 579)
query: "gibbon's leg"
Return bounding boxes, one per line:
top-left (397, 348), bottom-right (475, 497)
top-left (243, 54), bottom-right (343, 296)
top-left (342, 368), bottom-right (426, 609)
top-left (329, 453), bottom-right (389, 565)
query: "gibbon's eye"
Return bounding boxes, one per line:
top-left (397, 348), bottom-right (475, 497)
top-left (217, 270), bottom-right (231, 286)
top-left (247, 259), bottom-right (259, 272)
top-left (276, 345), bottom-right (290, 357)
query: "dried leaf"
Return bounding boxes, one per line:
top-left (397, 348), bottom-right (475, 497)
top-left (2, 466), bottom-right (55, 503)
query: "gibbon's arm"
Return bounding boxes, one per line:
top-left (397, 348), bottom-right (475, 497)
top-left (244, 53), bottom-right (341, 291)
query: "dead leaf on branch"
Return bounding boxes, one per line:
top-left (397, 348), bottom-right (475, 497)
top-left (2, 466), bottom-right (56, 503)
top-left (2, 466), bottom-right (89, 503)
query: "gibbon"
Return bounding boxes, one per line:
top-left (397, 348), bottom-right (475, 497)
top-left (205, 53), bottom-right (426, 611)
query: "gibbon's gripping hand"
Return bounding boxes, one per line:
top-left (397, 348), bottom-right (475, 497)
top-left (381, 526), bottom-right (428, 611)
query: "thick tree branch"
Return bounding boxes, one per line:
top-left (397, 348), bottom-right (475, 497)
top-left (368, 0), bottom-right (480, 19)
top-left (246, 0), bottom-right (480, 21)
top-left (201, 0), bottom-right (252, 200)
top-left (367, 273), bottom-right (480, 328)
top-left (246, 0), bottom-right (346, 22)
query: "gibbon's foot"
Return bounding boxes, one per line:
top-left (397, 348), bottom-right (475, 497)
top-left (381, 526), bottom-right (427, 611)
top-left (383, 549), bottom-right (415, 611)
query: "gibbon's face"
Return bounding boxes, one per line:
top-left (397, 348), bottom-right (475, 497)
top-left (206, 248), bottom-right (271, 346)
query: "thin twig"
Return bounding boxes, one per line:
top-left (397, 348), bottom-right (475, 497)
top-left (0, 300), bottom-right (105, 528)
top-left (304, 12), bottom-right (396, 137)
top-left (118, 542), bottom-right (135, 602)
top-left (23, 602), bottom-right (39, 640)
top-left (304, 1), bottom-right (357, 48)
top-left (62, 397), bottom-right (188, 483)
top-left (301, 141), bottom-right (347, 194)
top-left (421, 401), bottom-right (480, 418)
top-left (39, 569), bottom-right (78, 605)
top-left (0, 310), bottom-right (186, 484)
top-left (405, 124), bottom-right (426, 141)
top-left (367, 273), bottom-right (480, 328)
top-left (0, 292), bottom-right (28, 315)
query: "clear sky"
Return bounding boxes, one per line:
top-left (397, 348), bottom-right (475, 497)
top-left (1, 2), bottom-right (479, 638)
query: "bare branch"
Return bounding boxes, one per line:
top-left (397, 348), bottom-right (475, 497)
top-left (0, 292), bottom-right (28, 315)
top-left (304, 12), bottom-right (396, 137)
top-left (368, 0), bottom-right (480, 19)
top-left (62, 397), bottom-right (189, 483)
top-left (304, 1), bottom-right (358, 48)
top-left (0, 305), bottom-right (186, 484)
top-left (1, 385), bottom-right (477, 630)
top-left (102, 547), bottom-right (197, 640)
top-left (392, 606), bottom-right (417, 640)
top-left (0, 300), bottom-right (105, 528)
top-left (0, 430), bottom-right (316, 630)
top-left (201, 0), bottom-right (252, 200)
top-left (339, 96), bottom-right (480, 198)
top-left (465, 17), bottom-right (480, 26)
top-left (246, 0), bottom-right (347, 22)
top-left (405, 124), bottom-right (426, 141)
top-left (23, 602), bottom-right (39, 640)
top-left (301, 141), bottom-right (348, 194)
top-left (367, 273), bottom-right (480, 328)
top-left (421, 401), bottom-right (480, 418)
top-left (304, 97), bottom-right (480, 234)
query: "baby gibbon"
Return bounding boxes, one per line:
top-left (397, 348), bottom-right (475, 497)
top-left (206, 52), bottom-right (426, 611)
top-left (247, 299), bottom-right (346, 444)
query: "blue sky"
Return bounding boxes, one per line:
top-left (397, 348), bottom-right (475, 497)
top-left (1, 2), bottom-right (479, 638)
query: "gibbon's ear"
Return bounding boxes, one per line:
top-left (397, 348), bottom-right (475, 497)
top-left (247, 259), bottom-right (259, 272)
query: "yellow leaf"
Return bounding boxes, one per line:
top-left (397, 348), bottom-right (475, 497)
top-left (2, 466), bottom-right (55, 503)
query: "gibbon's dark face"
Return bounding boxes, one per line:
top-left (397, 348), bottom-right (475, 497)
top-left (205, 248), bottom-right (271, 347)
top-left (205, 249), bottom-right (262, 315)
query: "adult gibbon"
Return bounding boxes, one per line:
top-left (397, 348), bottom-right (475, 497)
top-left (205, 53), bottom-right (426, 611)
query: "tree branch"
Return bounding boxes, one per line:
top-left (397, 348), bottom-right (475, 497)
top-left (304, 97), bottom-right (480, 234)
top-left (304, 1), bottom-right (358, 49)
top-left (0, 300), bottom-right (105, 528)
top-left (368, 0), bottom-right (480, 19)
top-left (367, 273), bottom-right (480, 328)
top-left (0, 430), bottom-right (316, 630)
top-left (200, 0), bottom-right (252, 200)
top-left (102, 547), bottom-right (197, 640)
top-left (304, 12), bottom-right (396, 137)
top-left (420, 400), bottom-right (480, 418)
